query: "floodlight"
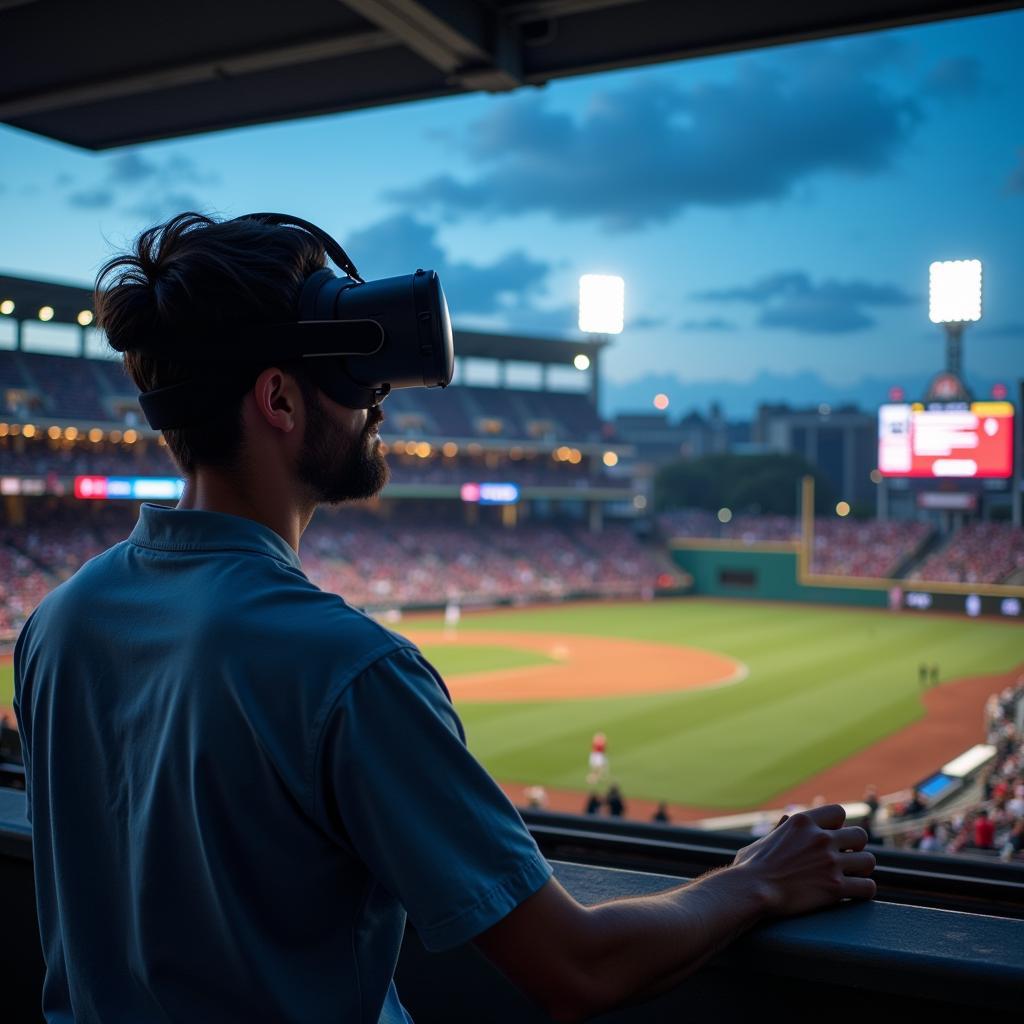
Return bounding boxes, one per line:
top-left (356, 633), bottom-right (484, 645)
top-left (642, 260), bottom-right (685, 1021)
top-left (653, 393), bottom-right (669, 411)
top-left (38, 305), bottom-right (54, 322)
top-left (0, 300), bottom-right (14, 315)
top-left (929, 260), bottom-right (982, 324)
top-left (573, 353), bottom-right (591, 371)
top-left (77, 310), bottom-right (94, 326)
top-left (578, 274), bottom-right (624, 334)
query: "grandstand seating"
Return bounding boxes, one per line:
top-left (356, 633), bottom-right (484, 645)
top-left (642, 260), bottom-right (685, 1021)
top-left (897, 681), bottom-right (1024, 863)
top-left (658, 510), bottom-right (933, 578)
top-left (0, 504), bottom-right (669, 640)
top-left (0, 349), bottom-right (604, 442)
top-left (910, 522), bottom-right (1024, 585)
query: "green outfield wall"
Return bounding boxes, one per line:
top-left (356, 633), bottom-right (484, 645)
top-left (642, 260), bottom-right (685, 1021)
top-left (670, 542), bottom-right (888, 608)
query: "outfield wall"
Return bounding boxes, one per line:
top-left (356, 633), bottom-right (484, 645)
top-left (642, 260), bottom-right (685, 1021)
top-left (668, 540), bottom-right (1024, 618)
top-left (669, 542), bottom-right (887, 608)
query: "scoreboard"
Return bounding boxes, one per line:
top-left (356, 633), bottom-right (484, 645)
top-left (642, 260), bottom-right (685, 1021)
top-left (878, 401), bottom-right (1014, 479)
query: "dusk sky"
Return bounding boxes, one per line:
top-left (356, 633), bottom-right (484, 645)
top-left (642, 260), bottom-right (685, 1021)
top-left (1, 8), bottom-right (1022, 417)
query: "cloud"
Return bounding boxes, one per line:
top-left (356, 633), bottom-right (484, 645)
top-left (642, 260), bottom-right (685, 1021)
top-left (124, 192), bottom-right (206, 222)
top-left (346, 214), bottom-right (553, 319)
top-left (923, 56), bottom-right (984, 99)
top-left (680, 317), bottom-right (736, 331)
top-left (693, 271), bottom-right (913, 334)
top-left (67, 188), bottom-right (116, 209)
top-left (631, 315), bottom-right (667, 330)
top-left (60, 150), bottom-right (219, 218)
top-left (389, 50), bottom-right (921, 230)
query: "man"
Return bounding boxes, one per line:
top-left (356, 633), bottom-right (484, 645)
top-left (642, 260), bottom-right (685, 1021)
top-left (15, 213), bottom-right (875, 1024)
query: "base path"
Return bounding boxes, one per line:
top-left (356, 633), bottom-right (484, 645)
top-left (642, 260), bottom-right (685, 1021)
top-left (403, 629), bottom-right (745, 702)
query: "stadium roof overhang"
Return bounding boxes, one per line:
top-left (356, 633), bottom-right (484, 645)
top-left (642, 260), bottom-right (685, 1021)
top-left (3, 0), bottom-right (1021, 150)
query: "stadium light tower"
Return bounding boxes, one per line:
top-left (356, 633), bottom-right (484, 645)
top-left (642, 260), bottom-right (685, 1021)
top-left (578, 274), bottom-right (624, 413)
top-left (929, 259), bottom-right (982, 378)
top-left (578, 274), bottom-right (625, 335)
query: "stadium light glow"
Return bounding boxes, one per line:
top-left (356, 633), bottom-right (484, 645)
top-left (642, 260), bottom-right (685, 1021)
top-left (123, 429), bottom-right (138, 444)
top-left (836, 501), bottom-right (851, 517)
top-left (602, 451), bottom-right (619, 467)
top-left (0, 424), bottom-right (8, 437)
top-left (870, 469), bottom-right (882, 484)
top-left (632, 494), bottom-right (647, 510)
top-left (88, 428), bottom-right (103, 443)
top-left (929, 260), bottom-right (982, 323)
top-left (717, 507), bottom-right (732, 524)
top-left (442, 441), bottom-right (459, 458)
top-left (578, 274), bottom-right (624, 335)
top-left (64, 426), bottom-right (79, 441)
top-left (47, 425), bottom-right (61, 440)
top-left (77, 310), bottom-right (94, 326)
top-left (22, 424), bottom-right (37, 438)
top-left (0, 300), bottom-right (14, 315)
top-left (653, 393), bottom-right (669, 411)
top-left (38, 306), bottom-right (54, 322)
top-left (573, 353), bottom-right (591, 371)
top-left (109, 430), bottom-right (123, 443)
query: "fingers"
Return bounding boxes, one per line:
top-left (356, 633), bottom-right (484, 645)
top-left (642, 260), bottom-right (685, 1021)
top-left (837, 851), bottom-right (876, 877)
top-left (840, 875), bottom-right (877, 901)
top-left (831, 826), bottom-right (869, 851)
top-left (804, 803), bottom-right (846, 830)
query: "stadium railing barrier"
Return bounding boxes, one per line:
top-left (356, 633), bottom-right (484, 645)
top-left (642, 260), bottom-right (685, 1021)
top-left (2, 792), bottom-right (1022, 1020)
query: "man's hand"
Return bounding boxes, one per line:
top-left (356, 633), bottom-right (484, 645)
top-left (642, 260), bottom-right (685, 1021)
top-left (731, 803), bottom-right (876, 917)
top-left (476, 803), bottom-right (877, 1022)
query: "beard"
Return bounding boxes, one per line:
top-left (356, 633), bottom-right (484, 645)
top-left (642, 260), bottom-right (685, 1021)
top-left (297, 392), bottom-right (389, 505)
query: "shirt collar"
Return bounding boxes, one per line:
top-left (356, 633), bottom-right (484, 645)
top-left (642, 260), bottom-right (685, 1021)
top-left (128, 503), bottom-right (303, 572)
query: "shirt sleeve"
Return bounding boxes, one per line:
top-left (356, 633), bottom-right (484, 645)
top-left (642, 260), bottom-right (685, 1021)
top-left (12, 613), bottom-right (34, 824)
top-left (315, 646), bottom-right (552, 952)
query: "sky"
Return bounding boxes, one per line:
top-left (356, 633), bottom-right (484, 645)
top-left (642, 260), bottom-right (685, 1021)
top-left (1, 8), bottom-right (1022, 418)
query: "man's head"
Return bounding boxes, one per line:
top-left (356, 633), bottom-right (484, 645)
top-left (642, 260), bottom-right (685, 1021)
top-left (95, 212), bottom-right (388, 503)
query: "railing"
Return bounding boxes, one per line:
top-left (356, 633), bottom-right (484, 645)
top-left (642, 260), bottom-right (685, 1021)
top-left (3, 793), bottom-right (1023, 1021)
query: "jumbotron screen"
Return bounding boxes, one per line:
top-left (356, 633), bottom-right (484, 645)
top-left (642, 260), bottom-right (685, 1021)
top-left (878, 401), bottom-right (1014, 478)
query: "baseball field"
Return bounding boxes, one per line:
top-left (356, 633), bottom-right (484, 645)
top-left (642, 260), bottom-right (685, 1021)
top-left (3, 598), bottom-right (1021, 814)
top-left (404, 598), bottom-right (1023, 813)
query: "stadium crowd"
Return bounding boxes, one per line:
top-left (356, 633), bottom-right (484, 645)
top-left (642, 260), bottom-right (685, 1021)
top-left (301, 511), bottom-right (668, 607)
top-left (0, 503), bottom-right (670, 642)
top-left (899, 681), bottom-right (1024, 862)
top-left (910, 521), bottom-right (1024, 585)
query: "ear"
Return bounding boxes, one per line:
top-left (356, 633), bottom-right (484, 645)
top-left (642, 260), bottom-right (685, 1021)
top-left (250, 366), bottom-right (302, 434)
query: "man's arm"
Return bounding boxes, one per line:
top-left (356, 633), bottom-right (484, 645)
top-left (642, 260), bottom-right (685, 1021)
top-left (475, 804), bottom-right (875, 1023)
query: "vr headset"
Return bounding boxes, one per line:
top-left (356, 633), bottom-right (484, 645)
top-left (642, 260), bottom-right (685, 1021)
top-left (134, 213), bottom-right (455, 430)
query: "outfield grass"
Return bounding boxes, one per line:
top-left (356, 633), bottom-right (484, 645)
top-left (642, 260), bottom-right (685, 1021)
top-left (417, 600), bottom-right (1023, 808)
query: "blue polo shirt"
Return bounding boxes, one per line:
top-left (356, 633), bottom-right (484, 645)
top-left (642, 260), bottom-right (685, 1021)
top-left (14, 504), bottom-right (551, 1024)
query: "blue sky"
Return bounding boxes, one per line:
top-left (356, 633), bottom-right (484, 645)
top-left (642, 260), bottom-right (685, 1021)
top-left (1, 9), bottom-right (1022, 417)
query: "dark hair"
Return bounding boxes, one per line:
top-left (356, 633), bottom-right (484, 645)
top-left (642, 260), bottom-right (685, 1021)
top-left (95, 212), bottom-right (326, 474)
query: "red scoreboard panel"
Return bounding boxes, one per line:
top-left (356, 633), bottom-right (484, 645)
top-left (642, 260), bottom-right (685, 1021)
top-left (878, 401), bottom-right (1014, 478)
